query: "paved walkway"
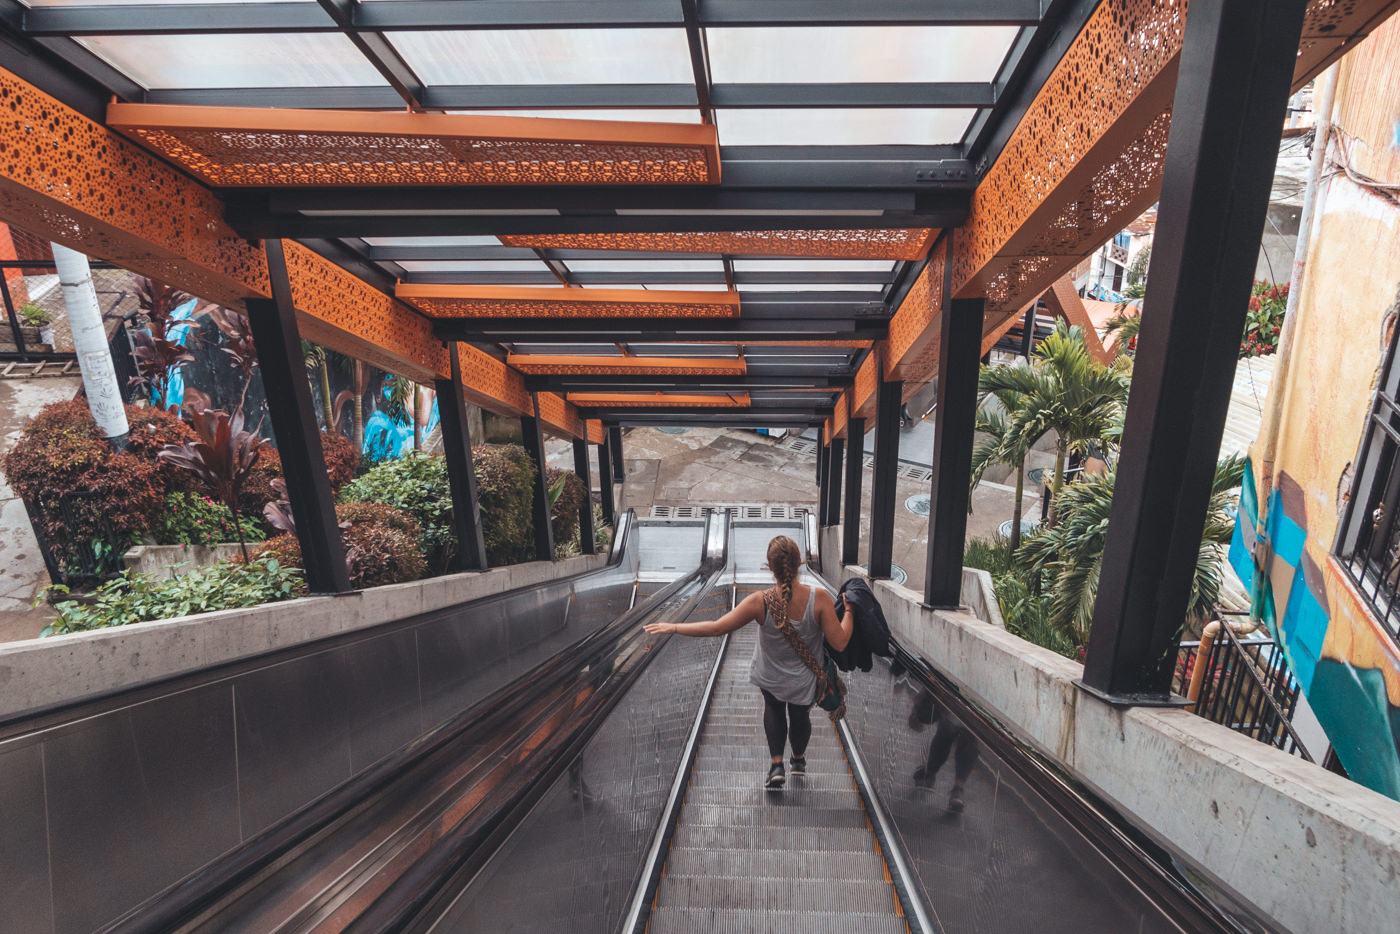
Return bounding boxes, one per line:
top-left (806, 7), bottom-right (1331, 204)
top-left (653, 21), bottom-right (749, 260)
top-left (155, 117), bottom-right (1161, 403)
top-left (0, 376), bottom-right (80, 643)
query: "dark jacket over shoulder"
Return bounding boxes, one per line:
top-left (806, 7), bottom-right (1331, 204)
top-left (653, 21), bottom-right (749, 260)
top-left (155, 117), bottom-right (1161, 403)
top-left (829, 578), bottom-right (892, 672)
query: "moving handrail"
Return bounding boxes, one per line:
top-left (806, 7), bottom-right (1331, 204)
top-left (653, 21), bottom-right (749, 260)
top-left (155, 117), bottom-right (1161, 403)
top-left (103, 510), bottom-right (729, 934)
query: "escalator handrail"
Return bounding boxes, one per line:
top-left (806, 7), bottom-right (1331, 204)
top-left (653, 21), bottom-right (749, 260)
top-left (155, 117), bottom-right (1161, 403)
top-left (97, 509), bottom-right (713, 934)
top-left (1, 509), bottom-right (643, 738)
top-left (338, 510), bottom-right (732, 934)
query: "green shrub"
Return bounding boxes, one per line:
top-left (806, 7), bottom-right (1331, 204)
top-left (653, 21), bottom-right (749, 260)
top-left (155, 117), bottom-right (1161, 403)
top-left (546, 467), bottom-right (587, 549)
top-left (41, 557), bottom-right (303, 635)
top-left (965, 536), bottom-right (1077, 660)
top-left (475, 444), bottom-right (537, 565)
top-left (256, 502), bottom-right (426, 589)
top-left (154, 492), bottom-right (265, 547)
top-left (3, 401), bottom-right (172, 573)
top-left (339, 452), bottom-right (454, 568)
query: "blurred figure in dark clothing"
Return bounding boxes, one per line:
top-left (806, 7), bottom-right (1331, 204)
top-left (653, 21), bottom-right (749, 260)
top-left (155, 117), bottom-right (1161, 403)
top-left (908, 688), bottom-right (977, 812)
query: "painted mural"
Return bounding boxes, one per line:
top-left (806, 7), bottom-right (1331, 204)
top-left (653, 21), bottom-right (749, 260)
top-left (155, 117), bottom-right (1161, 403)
top-left (1231, 461), bottom-right (1400, 798)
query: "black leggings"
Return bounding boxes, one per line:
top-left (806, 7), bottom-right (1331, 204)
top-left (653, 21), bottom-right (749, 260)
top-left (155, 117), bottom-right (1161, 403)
top-left (760, 689), bottom-right (812, 759)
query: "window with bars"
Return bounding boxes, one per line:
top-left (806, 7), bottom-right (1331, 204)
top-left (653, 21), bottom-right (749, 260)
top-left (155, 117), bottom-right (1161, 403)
top-left (1336, 318), bottom-right (1400, 645)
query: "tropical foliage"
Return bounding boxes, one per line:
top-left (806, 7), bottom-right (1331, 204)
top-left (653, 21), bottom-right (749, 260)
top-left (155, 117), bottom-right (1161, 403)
top-left (158, 406), bottom-right (266, 561)
top-left (153, 492), bottom-right (264, 548)
top-left (1241, 280), bottom-right (1288, 358)
top-left (340, 452), bottom-right (457, 570)
top-left (975, 321), bottom-right (1130, 526)
top-left (40, 557), bottom-right (303, 636)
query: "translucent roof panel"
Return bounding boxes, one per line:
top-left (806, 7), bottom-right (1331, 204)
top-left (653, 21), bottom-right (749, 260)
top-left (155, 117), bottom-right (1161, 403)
top-left (563, 259), bottom-right (723, 274)
top-left (75, 33), bottom-right (387, 89)
top-left (716, 109), bottom-right (976, 147)
top-left (395, 261), bottom-right (552, 273)
top-left (739, 283), bottom-right (886, 293)
top-left (389, 29), bottom-right (696, 86)
top-left (732, 259), bottom-right (897, 273)
top-left (362, 236), bottom-right (502, 248)
top-left (707, 27), bottom-right (1018, 84)
top-left (26, 0), bottom-right (302, 4)
top-left (448, 110), bottom-right (702, 124)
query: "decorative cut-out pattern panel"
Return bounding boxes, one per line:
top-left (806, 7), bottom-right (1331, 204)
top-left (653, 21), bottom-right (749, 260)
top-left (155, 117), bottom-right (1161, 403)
top-left (109, 104), bottom-right (720, 187)
top-left (567, 392), bottom-right (750, 408)
top-left (535, 392), bottom-right (586, 439)
top-left (886, 240), bottom-right (946, 381)
top-left (284, 242), bottom-right (446, 383)
top-left (508, 355), bottom-right (746, 377)
top-left (398, 284), bottom-right (740, 319)
top-left (586, 419), bottom-right (605, 445)
top-left (456, 342), bottom-right (532, 416)
top-left (830, 394), bottom-right (850, 440)
top-left (852, 352), bottom-right (879, 421)
top-left (500, 229), bottom-right (937, 260)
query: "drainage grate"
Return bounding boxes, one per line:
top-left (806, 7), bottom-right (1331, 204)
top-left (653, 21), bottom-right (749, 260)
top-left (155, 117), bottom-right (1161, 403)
top-left (897, 464), bottom-right (934, 482)
top-left (904, 493), bottom-right (931, 517)
top-left (784, 437), bottom-right (819, 454)
top-left (656, 427), bottom-right (690, 435)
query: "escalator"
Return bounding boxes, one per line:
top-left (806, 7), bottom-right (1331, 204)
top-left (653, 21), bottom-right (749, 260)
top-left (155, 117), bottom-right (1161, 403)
top-left (4, 511), bottom-right (1269, 933)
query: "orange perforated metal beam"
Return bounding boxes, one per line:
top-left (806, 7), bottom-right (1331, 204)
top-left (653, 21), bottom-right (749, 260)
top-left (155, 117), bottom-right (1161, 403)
top-left (566, 392), bottom-right (750, 408)
top-left (885, 237), bottom-right (948, 382)
top-left (884, 0), bottom-right (1400, 390)
top-left (851, 353), bottom-right (880, 422)
top-left (1041, 276), bottom-right (1113, 364)
top-left (107, 103), bottom-right (721, 187)
top-left (397, 284), bottom-right (740, 319)
top-left (507, 355), bottom-right (746, 376)
top-left (499, 229), bottom-right (937, 260)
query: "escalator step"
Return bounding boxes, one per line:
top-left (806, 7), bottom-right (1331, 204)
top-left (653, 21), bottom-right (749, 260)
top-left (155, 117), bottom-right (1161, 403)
top-left (680, 787), bottom-right (863, 809)
top-left (664, 847), bottom-right (887, 880)
top-left (657, 876), bottom-right (896, 914)
top-left (647, 906), bottom-right (908, 934)
top-left (669, 825), bottom-right (876, 853)
top-left (677, 804), bottom-right (869, 829)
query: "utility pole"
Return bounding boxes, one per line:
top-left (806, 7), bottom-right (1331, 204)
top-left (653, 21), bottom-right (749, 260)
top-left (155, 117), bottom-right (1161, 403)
top-left (51, 243), bottom-right (128, 446)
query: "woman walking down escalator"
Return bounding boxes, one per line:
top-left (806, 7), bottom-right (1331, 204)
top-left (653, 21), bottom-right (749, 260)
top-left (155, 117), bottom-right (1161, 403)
top-left (644, 536), bottom-right (854, 789)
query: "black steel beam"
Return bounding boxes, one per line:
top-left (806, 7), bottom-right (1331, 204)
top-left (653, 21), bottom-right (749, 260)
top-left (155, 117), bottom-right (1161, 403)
top-left (524, 374), bottom-right (848, 391)
top-left (924, 296), bottom-right (983, 608)
top-left (699, 0), bottom-right (1041, 25)
top-left (826, 437), bottom-right (845, 528)
top-left (843, 416), bottom-right (866, 566)
top-left (315, 0), bottom-right (424, 110)
top-left (520, 397), bottom-right (556, 562)
top-left (1081, 0), bottom-right (1310, 704)
top-left (868, 369), bottom-right (902, 580)
top-left (572, 438), bottom-right (596, 556)
top-left (596, 440), bottom-right (616, 525)
top-left (711, 82), bottom-right (994, 109)
top-left (436, 348), bottom-right (489, 572)
top-left (605, 415), bottom-right (824, 428)
top-left (22, 2), bottom-right (333, 35)
top-left (245, 240), bottom-right (350, 594)
top-left (578, 405), bottom-right (832, 418)
top-left (608, 426), bottom-right (625, 483)
top-left (817, 441), bottom-right (829, 526)
top-left (399, 271), bottom-right (897, 287)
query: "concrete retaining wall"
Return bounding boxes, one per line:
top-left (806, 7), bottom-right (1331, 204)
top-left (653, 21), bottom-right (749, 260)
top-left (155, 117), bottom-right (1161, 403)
top-left (122, 543), bottom-right (245, 578)
top-left (0, 554), bottom-right (608, 719)
top-left (829, 561), bottom-right (1400, 934)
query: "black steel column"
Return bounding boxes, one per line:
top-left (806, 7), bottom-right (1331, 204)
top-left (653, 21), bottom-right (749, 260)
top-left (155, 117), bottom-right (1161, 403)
top-left (1020, 302), bottom-right (1036, 359)
top-left (597, 440), bottom-right (616, 525)
top-left (925, 296), bottom-right (984, 608)
top-left (826, 438), bottom-right (845, 528)
top-left (1082, 0), bottom-right (1309, 703)
top-left (868, 368), bottom-right (903, 580)
top-left (435, 345), bottom-right (488, 572)
top-left (842, 417), bottom-right (865, 566)
top-left (573, 437), bottom-right (596, 555)
top-left (245, 239), bottom-right (350, 594)
top-left (608, 426), bottom-right (625, 483)
top-left (817, 440), bottom-right (829, 526)
top-left (520, 395), bottom-right (556, 562)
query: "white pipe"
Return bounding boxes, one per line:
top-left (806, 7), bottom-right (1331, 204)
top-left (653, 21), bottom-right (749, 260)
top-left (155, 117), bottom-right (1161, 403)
top-left (51, 243), bottom-right (129, 443)
top-left (1259, 65), bottom-right (1338, 500)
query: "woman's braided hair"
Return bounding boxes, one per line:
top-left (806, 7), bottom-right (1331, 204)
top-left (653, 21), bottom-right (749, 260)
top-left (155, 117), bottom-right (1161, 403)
top-left (765, 535), bottom-right (802, 625)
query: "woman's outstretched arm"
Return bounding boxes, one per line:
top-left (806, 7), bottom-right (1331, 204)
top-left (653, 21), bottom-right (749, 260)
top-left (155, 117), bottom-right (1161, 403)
top-left (644, 590), bottom-right (764, 637)
top-left (816, 589), bottom-right (856, 651)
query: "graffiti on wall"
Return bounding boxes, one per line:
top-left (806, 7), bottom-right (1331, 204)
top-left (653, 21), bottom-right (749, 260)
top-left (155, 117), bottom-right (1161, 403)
top-left (1231, 458), bottom-right (1400, 799)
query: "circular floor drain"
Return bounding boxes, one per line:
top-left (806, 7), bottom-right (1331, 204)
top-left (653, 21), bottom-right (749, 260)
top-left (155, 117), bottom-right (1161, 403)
top-left (997, 519), bottom-right (1038, 540)
top-left (859, 564), bottom-right (909, 586)
top-left (656, 427), bottom-right (690, 435)
top-left (904, 493), bottom-right (931, 517)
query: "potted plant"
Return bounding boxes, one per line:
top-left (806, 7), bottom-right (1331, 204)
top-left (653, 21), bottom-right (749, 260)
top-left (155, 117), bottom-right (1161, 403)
top-left (18, 302), bottom-right (54, 347)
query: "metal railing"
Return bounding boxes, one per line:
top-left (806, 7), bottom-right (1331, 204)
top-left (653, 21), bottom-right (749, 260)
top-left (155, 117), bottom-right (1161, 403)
top-left (1175, 619), bottom-right (1312, 761)
top-left (23, 490), bottom-right (129, 589)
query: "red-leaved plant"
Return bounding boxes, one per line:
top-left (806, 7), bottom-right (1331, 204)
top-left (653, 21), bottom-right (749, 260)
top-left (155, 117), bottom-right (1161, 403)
top-left (158, 406), bottom-right (265, 561)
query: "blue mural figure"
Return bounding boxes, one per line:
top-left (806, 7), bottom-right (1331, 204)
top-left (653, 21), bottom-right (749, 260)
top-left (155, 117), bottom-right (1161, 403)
top-left (148, 297), bottom-right (199, 412)
top-left (361, 383), bottom-right (440, 464)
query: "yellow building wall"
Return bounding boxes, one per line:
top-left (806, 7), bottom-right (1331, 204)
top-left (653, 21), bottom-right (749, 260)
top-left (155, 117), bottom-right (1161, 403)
top-left (1245, 15), bottom-right (1400, 797)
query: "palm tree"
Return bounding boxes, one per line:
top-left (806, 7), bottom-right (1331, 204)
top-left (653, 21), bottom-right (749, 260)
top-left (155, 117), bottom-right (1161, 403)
top-left (301, 340), bottom-right (333, 428)
top-left (969, 385), bottom-right (1035, 551)
top-left (978, 320), bottom-right (1130, 524)
top-left (1017, 454), bottom-right (1245, 647)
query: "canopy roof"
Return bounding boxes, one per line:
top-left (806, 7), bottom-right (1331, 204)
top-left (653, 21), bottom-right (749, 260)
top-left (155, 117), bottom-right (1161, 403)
top-left (1, 0), bottom-right (1386, 433)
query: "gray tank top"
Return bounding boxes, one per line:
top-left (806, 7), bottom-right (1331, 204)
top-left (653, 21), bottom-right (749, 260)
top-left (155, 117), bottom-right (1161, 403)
top-left (749, 586), bottom-right (823, 706)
